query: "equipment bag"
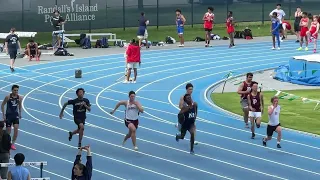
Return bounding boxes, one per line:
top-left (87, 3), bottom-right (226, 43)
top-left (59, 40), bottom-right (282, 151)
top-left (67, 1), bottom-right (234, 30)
top-left (243, 28), bottom-right (253, 39)
top-left (101, 37), bottom-right (109, 48)
top-left (82, 38), bottom-right (91, 49)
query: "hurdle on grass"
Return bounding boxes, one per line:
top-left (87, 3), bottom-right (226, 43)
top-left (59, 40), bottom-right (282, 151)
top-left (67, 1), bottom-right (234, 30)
top-left (0, 161), bottom-right (49, 180)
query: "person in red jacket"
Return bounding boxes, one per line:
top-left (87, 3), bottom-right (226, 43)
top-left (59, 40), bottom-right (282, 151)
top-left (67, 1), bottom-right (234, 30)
top-left (125, 39), bottom-right (141, 83)
top-left (202, 7), bottom-right (214, 47)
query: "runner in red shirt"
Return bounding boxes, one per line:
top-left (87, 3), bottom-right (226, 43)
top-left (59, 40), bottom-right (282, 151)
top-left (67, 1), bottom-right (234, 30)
top-left (307, 15), bottom-right (319, 53)
top-left (297, 12), bottom-right (309, 51)
top-left (226, 11), bottom-right (235, 48)
top-left (125, 39), bottom-right (141, 83)
top-left (282, 20), bottom-right (295, 40)
top-left (202, 7), bottom-right (214, 47)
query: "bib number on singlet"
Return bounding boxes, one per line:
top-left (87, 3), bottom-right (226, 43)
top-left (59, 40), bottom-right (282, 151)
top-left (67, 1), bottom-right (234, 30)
top-left (253, 99), bottom-right (257, 105)
top-left (188, 112), bottom-right (195, 118)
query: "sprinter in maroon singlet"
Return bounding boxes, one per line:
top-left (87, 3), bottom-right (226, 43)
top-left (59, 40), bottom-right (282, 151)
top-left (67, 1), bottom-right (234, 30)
top-left (247, 82), bottom-right (264, 139)
top-left (237, 73), bottom-right (253, 128)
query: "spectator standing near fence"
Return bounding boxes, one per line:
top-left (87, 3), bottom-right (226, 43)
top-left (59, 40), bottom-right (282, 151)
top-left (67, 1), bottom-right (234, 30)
top-left (0, 121), bottom-right (11, 179)
top-left (203, 7), bottom-right (214, 47)
top-left (269, 4), bottom-right (286, 41)
top-left (137, 12), bottom-right (149, 48)
top-left (7, 153), bottom-right (31, 180)
top-left (72, 145), bottom-right (92, 180)
top-left (294, 7), bottom-right (302, 42)
top-left (175, 9), bottom-right (186, 47)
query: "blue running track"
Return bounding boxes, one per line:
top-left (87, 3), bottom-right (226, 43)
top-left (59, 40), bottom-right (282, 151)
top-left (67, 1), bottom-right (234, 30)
top-left (0, 41), bottom-right (319, 180)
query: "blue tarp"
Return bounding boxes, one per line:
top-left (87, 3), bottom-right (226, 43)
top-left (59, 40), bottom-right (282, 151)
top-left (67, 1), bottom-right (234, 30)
top-left (273, 65), bottom-right (320, 86)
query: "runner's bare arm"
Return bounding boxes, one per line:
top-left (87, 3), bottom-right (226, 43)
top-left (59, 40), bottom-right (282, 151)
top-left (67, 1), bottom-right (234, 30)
top-left (1, 96), bottom-right (9, 117)
top-left (178, 96), bottom-right (184, 109)
top-left (179, 106), bottom-right (190, 114)
top-left (135, 101), bottom-right (144, 113)
top-left (237, 82), bottom-right (247, 95)
top-left (247, 94), bottom-right (252, 110)
top-left (18, 96), bottom-right (23, 117)
top-left (110, 100), bottom-right (127, 114)
top-left (268, 105), bottom-right (275, 115)
top-left (194, 102), bottom-right (198, 119)
top-left (260, 93), bottom-right (264, 113)
top-left (181, 15), bottom-right (186, 24)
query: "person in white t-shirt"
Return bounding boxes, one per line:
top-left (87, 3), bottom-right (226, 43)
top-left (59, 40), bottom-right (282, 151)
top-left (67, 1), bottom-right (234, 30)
top-left (262, 96), bottom-right (282, 148)
top-left (269, 4), bottom-right (286, 41)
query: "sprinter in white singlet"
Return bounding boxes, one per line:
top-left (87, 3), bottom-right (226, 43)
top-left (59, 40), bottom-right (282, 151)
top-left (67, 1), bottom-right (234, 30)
top-left (263, 96), bottom-right (282, 148)
top-left (110, 91), bottom-right (143, 151)
top-left (177, 83), bottom-right (198, 145)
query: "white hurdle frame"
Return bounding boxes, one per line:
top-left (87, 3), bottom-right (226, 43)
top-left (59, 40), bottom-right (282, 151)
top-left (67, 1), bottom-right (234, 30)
top-left (0, 161), bottom-right (49, 180)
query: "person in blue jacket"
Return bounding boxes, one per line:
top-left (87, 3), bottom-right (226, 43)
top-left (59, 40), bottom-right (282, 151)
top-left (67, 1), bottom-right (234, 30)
top-left (72, 145), bottom-right (92, 180)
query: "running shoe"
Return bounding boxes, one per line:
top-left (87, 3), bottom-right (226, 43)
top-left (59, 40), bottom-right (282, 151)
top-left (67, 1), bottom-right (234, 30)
top-left (11, 144), bottom-right (16, 150)
top-left (68, 131), bottom-right (72, 141)
top-left (262, 138), bottom-right (267, 147)
top-left (297, 47), bottom-right (303, 50)
top-left (251, 133), bottom-right (255, 139)
top-left (277, 144), bottom-right (281, 148)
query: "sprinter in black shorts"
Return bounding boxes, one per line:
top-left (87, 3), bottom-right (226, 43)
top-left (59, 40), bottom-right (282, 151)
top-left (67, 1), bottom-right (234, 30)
top-left (175, 94), bottom-right (198, 154)
top-left (4, 28), bottom-right (22, 72)
top-left (1, 85), bottom-right (22, 150)
top-left (59, 88), bottom-right (91, 148)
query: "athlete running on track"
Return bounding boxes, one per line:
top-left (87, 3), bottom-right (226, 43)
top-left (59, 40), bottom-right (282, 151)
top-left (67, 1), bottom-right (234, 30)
top-left (1, 85), bottom-right (22, 150)
top-left (60, 88), bottom-right (91, 149)
top-left (110, 91), bottom-right (144, 151)
top-left (176, 94), bottom-right (198, 154)
top-left (237, 73), bottom-right (254, 128)
top-left (263, 96), bottom-right (282, 148)
top-left (247, 82), bottom-right (264, 139)
top-left (177, 83), bottom-right (198, 145)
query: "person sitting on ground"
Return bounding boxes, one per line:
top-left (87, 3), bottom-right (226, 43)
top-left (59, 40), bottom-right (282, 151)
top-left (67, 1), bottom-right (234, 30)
top-left (72, 145), bottom-right (92, 180)
top-left (24, 39), bottom-right (41, 61)
top-left (7, 153), bottom-right (31, 180)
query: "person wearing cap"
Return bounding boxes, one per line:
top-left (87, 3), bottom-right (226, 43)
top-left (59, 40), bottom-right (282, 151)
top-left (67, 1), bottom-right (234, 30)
top-left (0, 121), bottom-right (11, 179)
top-left (51, 10), bottom-right (65, 51)
top-left (4, 28), bottom-right (22, 72)
top-left (125, 39), bottom-right (141, 83)
top-left (59, 88), bottom-right (91, 149)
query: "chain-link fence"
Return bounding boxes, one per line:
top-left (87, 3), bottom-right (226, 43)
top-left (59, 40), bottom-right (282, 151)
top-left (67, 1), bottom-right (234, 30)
top-left (0, 0), bottom-right (318, 32)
